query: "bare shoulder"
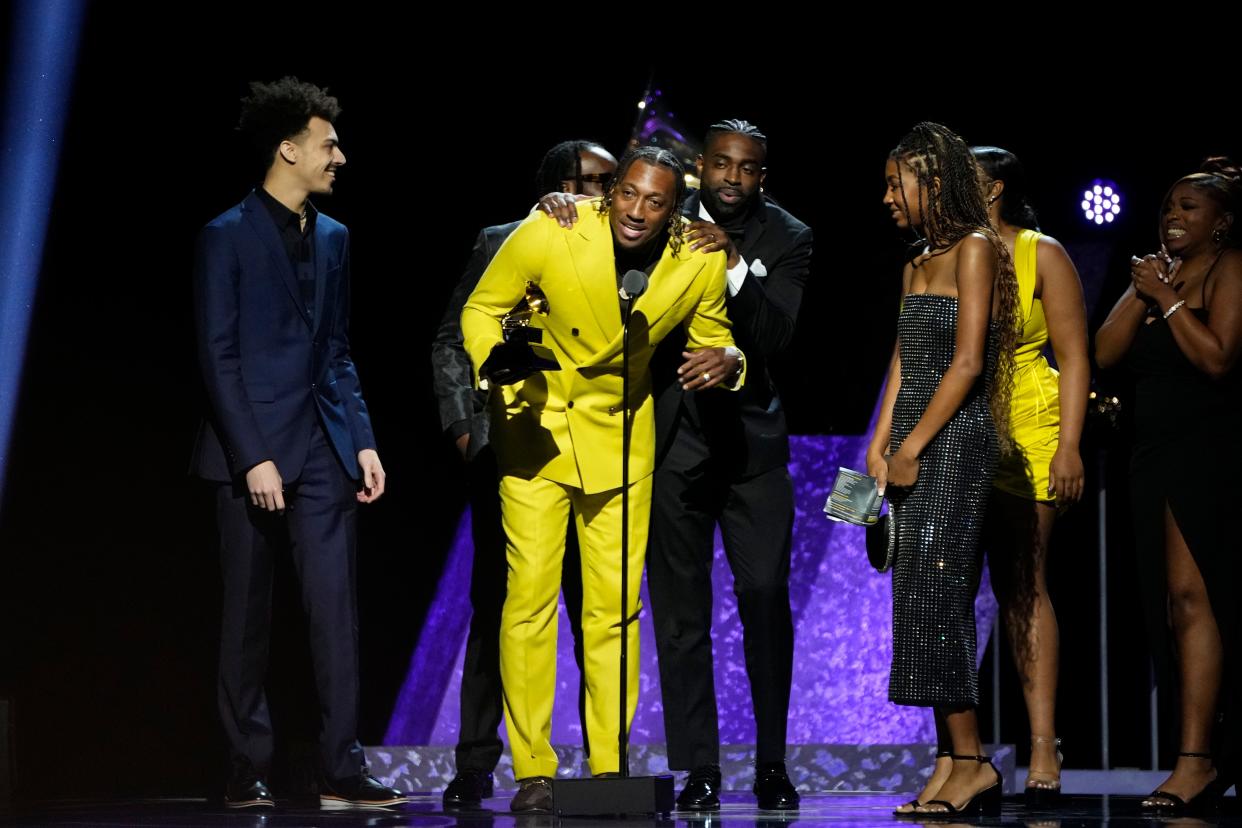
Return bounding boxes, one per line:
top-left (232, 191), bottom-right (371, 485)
top-left (1035, 233), bottom-right (1073, 264)
top-left (1207, 250), bottom-right (1242, 327)
top-left (1207, 249), bottom-right (1242, 305)
top-left (954, 232), bottom-right (999, 268)
top-left (958, 232), bottom-right (996, 255)
top-left (1216, 247), bottom-right (1242, 276)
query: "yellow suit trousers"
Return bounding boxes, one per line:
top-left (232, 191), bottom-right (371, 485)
top-left (499, 473), bottom-right (650, 779)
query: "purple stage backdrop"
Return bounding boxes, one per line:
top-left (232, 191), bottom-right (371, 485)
top-left (386, 432), bottom-right (997, 747)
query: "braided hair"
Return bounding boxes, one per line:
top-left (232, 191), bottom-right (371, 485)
top-left (891, 122), bottom-right (1020, 450)
top-left (535, 140), bottom-right (606, 199)
top-left (705, 118), bottom-right (768, 159)
top-left (597, 146), bottom-right (688, 254)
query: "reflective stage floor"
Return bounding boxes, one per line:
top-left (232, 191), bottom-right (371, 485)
top-left (1, 792), bottom-right (1238, 827)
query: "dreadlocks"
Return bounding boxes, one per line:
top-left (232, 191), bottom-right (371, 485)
top-left (597, 146), bottom-right (688, 255)
top-left (535, 140), bottom-right (605, 200)
top-left (892, 122), bottom-right (1020, 451)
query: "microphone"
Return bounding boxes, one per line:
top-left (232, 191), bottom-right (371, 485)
top-left (619, 269), bottom-right (649, 301)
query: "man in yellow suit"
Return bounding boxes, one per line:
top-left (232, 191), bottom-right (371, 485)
top-left (462, 147), bottom-right (744, 812)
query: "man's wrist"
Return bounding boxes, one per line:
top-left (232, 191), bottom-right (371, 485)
top-left (724, 346), bottom-right (745, 385)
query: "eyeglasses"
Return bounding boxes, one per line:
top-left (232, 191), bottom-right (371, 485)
top-left (577, 173), bottom-right (614, 187)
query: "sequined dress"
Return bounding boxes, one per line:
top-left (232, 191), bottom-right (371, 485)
top-left (888, 293), bottom-right (998, 707)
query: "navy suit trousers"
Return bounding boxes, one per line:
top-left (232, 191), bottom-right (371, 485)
top-left (215, 421), bottom-right (364, 782)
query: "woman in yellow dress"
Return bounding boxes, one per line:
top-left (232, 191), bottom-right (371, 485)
top-left (973, 146), bottom-right (1089, 807)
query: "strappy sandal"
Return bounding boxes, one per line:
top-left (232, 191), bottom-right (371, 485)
top-left (1025, 735), bottom-right (1063, 808)
top-left (893, 749), bottom-right (951, 817)
top-left (1142, 751), bottom-right (1232, 815)
top-left (917, 753), bottom-right (1003, 820)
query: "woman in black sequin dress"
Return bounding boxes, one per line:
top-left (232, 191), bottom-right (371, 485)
top-left (867, 123), bottom-right (1020, 816)
top-left (1096, 160), bottom-right (1242, 813)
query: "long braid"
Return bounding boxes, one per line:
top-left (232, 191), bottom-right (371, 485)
top-left (892, 122), bottom-right (1019, 451)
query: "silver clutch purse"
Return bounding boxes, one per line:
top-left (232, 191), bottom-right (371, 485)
top-left (823, 467), bottom-right (882, 526)
top-left (824, 467), bottom-right (894, 572)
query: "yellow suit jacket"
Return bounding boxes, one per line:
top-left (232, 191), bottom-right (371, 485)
top-left (462, 199), bottom-right (742, 495)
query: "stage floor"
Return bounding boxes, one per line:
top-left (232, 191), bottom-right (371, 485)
top-left (1, 793), bottom-right (1239, 826)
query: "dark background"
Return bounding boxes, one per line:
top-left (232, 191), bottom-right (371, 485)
top-left (0, 10), bottom-right (1235, 799)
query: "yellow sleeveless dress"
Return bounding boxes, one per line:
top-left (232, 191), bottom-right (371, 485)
top-left (993, 229), bottom-right (1061, 502)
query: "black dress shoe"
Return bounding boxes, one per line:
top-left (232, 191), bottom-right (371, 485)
top-left (443, 769), bottom-right (494, 808)
top-left (320, 771), bottom-right (409, 809)
top-left (676, 764), bottom-right (722, 811)
top-left (225, 776), bottom-right (274, 809)
top-left (754, 762), bottom-right (800, 810)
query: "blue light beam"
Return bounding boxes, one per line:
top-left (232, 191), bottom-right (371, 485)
top-left (0, 0), bottom-right (87, 499)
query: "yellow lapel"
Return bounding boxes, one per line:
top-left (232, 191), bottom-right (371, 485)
top-left (564, 205), bottom-right (621, 344)
top-left (582, 228), bottom-right (704, 368)
top-left (632, 236), bottom-right (702, 331)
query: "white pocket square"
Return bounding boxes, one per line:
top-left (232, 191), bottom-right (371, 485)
top-left (751, 258), bottom-right (768, 279)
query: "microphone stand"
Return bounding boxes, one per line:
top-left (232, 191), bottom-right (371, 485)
top-left (619, 287), bottom-right (633, 777)
top-left (550, 270), bottom-right (673, 817)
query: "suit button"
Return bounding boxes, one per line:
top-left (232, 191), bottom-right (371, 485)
top-left (567, 401), bottom-right (574, 409)
top-left (311, 383), bottom-right (317, 390)
top-left (571, 328), bottom-right (579, 336)
top-left (608, 406), bottom-right (617, 415)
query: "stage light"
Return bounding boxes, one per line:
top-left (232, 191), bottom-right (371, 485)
top-left (0, 0), bottom-right (88, 499)
top-left (1083, 179), bottom-right (1122, 226)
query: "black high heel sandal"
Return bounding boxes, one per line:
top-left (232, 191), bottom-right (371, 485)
top-left (917, 753), bottom-right (1004, 820)
top-left (1142, 751), bottom-right (1234, 815)
top-left (893, 749), bottom-right (951, 817)
top-left (1025, 735), bottom-right (1063, 809)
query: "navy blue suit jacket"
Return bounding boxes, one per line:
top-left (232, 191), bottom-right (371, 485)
top-left (190, 191), bottom-right (375, 483)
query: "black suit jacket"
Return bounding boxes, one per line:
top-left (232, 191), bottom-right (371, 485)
top-left (190, 191), bottom-right (375, 483)
top-left (431, 220), bottom-right (522, 460)
top-left (653, 190), bottom-right (813, 477)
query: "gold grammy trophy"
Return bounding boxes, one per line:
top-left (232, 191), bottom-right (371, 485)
top-left (479, 281), bottom-right (559, 390)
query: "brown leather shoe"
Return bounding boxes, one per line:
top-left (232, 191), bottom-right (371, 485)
top-left (510, 776), bottom-right (553, 813)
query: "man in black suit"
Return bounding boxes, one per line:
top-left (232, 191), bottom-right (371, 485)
top-left (646, 120), bottom-right (813, 811)
top-left (191, 78), bottom-right (406, 810)
top-left (430, 140), bottom-right (617, 808)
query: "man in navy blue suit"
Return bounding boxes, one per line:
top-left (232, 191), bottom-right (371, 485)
top-left (190, 77), bottom-right (405, 810)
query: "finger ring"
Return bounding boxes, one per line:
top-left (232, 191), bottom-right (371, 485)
top-left (708, 235), bottom-right (716, 242)
top-left (702, 371), bottom-right (711, 381)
